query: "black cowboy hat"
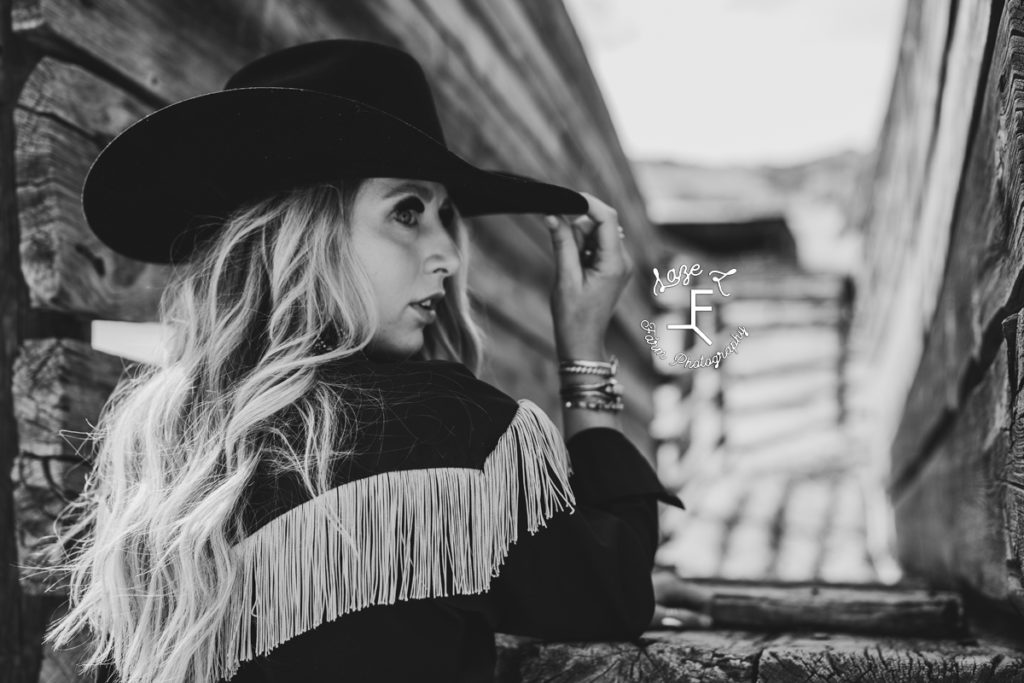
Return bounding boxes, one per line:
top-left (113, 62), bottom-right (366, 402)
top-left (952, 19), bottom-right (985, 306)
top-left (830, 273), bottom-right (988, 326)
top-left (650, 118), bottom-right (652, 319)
top-left (82, 39), bottom-right (590, 264)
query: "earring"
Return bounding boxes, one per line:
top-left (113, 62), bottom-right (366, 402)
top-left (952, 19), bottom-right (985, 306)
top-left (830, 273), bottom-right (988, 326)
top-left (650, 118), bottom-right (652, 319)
top-left (312, 324), bottom-right (339, 354)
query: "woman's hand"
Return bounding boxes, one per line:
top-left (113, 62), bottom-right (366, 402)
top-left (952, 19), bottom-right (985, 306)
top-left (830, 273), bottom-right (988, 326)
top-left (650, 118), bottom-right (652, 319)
top-left (545, 192), bottom-right (634, 360)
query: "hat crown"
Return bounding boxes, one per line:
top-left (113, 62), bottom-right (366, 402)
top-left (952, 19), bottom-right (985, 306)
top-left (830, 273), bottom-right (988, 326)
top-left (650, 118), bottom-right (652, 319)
top-left (224, 39), bottom-right (446, 145)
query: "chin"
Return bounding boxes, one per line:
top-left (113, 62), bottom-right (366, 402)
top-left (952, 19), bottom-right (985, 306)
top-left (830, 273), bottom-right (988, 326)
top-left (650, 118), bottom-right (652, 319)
top-left (366, 335), bottom-right (424, 362)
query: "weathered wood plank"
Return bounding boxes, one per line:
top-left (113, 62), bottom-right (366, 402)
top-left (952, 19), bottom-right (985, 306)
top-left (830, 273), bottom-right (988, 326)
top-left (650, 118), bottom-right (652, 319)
top-left (915, 0), bottom-right (993, 331)
top-left (14, 338), bottom-right (125, 457)
top-left (499, 627), bottom-right (1024, 682)
top-left (853, 0), bottom-right (953, 354)
top-left (890, 0), bottom-right (1020, 485)
top-left (1003, 484), bottom-right (1024, 617)
top-left (655, 573), bottom-right (965, 638)
top-left (16, 58), bottom-right (169, 320)
top-left (12, 0), bottom-right (317, 102)
top-left (757, 632), bottom-right (1024, 682)
top-left (496, 630), bottom-right (763, 683)
top-left (894, 347), bottom-right (1013, 603)
top-left (12, 454), bottom-right (90, 594)
top-left (711, 585), bottom-right (962, 638)
top-left (1, 3), bottom-right (36, 674)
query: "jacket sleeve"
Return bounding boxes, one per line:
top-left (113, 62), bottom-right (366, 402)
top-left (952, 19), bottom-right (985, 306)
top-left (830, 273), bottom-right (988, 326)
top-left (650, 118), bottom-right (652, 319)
top-left (488, 426), bottom-right (685, 642)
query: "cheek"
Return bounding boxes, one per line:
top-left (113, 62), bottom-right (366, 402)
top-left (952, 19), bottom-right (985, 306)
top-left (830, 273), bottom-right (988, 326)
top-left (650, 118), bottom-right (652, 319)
top-left (359, 245), bottom-right (421, 311)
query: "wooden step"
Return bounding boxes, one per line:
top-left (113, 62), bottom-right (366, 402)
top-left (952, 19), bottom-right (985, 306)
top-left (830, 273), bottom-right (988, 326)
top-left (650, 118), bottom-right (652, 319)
top-left (653, 572), bottom-right (965, 638)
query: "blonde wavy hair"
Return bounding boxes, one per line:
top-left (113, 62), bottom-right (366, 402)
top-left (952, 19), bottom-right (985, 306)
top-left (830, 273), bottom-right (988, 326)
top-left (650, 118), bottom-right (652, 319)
top-left (44, 178), bottom-right (485, 682)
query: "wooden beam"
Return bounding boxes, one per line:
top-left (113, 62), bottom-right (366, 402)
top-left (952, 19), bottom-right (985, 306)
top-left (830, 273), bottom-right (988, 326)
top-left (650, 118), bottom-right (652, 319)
top-left (757, 632), bottom-right (1024, 681)
top-left (893, 347), bottom-right (1014, 604)
top-left (2, 1), bottom-right (42, 676)
top-left (889, 0), bottom-right (1014, 486)
top-left (16, 58), bottom-right (168, 320)
top-left (496, 630), bottom-right (763, 683)
top-left (656, 575), bottom-right (964, 638)
top-left (13, 338), bottom-right (124, 457)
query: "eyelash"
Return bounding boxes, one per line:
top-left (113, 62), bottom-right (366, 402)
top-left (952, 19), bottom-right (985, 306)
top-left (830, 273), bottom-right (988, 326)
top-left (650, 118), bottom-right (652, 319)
top-left (393, 197), bottom-right (455, 229)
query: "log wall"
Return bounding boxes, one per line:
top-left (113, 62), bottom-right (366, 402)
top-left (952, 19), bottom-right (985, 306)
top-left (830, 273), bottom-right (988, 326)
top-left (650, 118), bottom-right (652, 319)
top-left (852, 0), bottom-right (1024, 621)
top-left (0, 1), bottom-right (659, 679)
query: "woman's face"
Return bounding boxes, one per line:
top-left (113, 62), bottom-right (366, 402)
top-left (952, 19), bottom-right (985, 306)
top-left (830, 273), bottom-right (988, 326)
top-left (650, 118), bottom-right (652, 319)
top-left (348, 177), bottom-right (462, 361)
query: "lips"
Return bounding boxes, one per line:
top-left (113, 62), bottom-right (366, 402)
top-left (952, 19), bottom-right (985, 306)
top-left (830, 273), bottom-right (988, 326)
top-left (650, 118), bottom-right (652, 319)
top-left (410, 301), bottom-right (438, 323)
top-left (410, 291), bottom-right (444, 323)
top-left (411, 291), bottom-right (444, 308)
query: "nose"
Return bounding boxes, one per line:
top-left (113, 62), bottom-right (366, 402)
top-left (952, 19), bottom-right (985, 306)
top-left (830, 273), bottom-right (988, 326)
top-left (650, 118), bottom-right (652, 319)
top-left (426, 218), bottom-right (461, 278)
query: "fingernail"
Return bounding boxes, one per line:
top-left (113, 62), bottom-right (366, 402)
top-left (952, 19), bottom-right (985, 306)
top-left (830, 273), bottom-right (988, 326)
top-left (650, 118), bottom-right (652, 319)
top-left (544, 215), bottom-right (559, 229)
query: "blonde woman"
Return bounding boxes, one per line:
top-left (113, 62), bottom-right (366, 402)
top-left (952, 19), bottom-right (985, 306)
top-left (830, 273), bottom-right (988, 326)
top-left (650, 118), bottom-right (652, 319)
top-left (46, 40), bottom-right (685, 683)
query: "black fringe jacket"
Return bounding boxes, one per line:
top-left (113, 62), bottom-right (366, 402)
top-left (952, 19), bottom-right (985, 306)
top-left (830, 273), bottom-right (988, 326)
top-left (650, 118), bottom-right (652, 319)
top-left (99, 351), bottom-right (686, 683)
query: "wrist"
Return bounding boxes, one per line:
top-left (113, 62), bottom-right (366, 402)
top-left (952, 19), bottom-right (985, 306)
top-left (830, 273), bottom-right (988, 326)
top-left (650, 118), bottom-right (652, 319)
top-left (556, 344), bottom-right (609, 363)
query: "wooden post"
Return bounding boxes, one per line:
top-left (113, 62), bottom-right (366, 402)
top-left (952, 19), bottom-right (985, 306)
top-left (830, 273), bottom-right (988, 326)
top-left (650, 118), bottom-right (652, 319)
top-left (1, 1), bottom-right (43, 678)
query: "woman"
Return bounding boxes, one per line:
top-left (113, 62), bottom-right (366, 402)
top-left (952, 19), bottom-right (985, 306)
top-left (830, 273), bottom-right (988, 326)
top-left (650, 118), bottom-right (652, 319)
top-left (45, 40), bottom-right (686, 683)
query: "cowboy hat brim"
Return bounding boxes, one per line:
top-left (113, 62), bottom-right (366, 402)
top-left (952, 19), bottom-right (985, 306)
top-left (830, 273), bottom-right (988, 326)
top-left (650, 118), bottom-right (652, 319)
top-left (82, 87), bottom-right (590, 264)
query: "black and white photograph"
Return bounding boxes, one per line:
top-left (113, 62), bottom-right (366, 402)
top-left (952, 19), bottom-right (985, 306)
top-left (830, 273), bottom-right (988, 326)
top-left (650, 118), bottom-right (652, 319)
top-left (1, 0), bottom-right (1023, 681)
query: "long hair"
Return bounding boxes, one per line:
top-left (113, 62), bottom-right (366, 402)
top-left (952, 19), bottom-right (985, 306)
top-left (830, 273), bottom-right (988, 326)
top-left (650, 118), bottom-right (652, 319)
top-left (44, 178), bottom-right (485, 682)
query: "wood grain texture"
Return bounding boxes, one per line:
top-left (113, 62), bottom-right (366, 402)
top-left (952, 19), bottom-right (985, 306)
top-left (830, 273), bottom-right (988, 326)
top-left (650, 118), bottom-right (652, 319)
top-left (894, 347), bottom-right (1014, 603)
top-left (496, 630), bottom-right (763, 683)
top-left (709, 585), bottom-right (963, 638)
top-left (13, 338), bottom-right (125, 457)
top-left (852, 0), bottom-right (952, 352)
top-left (1, 0), bottom-right (36, 674)
top-left (889, 0), bottom-right (1017, 487)
top-left (12, 0), bottom-right (317, 101)
top-left (757, 632), bottom-right (1024, 682)
top-left (15, 63), bottom-right (169, 320)
top-left (852, 0), bottom-right (992, 487)
top-left (496, 628), bottom-right (1024, 682)
top-left (1003, 484), bottom-right (1024, 617)
top-left (12, 453), bottom-right (89, 594)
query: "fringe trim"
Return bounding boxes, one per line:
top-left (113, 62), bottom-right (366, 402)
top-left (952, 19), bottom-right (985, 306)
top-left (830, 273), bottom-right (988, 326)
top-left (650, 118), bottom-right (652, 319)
top-left (216, 398), bottom-right (576, 680)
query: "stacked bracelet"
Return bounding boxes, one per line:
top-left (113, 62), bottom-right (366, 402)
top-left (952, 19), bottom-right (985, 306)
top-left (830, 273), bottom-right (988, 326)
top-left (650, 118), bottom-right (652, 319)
top-left (558, 354), bottom-right (618, 377)
top-left (558, 355), bottom-right (624, 412)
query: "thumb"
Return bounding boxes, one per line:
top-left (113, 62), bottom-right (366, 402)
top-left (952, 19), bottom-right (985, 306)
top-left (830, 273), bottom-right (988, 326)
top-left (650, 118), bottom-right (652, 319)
top-left (545, 215), bottom-right (581, 285)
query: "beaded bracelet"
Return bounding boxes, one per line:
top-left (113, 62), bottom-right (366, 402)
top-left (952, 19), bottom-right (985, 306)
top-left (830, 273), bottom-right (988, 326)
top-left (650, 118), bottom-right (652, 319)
top-left (562, 397), bottom-right (625, 411)
top-left (560, 377), bottom-right (624, 412)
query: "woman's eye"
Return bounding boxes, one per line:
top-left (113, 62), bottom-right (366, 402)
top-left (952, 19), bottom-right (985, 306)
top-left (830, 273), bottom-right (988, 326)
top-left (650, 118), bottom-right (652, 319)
top-left (393, 198), bottom-right (424, 227)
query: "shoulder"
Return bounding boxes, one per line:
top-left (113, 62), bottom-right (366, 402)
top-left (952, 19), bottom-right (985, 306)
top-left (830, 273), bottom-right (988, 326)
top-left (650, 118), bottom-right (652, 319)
top-left (319, 354), bottom-right (522, 471)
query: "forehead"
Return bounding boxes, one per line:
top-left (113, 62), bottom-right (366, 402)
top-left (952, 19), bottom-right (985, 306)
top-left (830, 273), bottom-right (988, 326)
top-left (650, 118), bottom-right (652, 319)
top-left (361, 177), bottom-right (451, 202)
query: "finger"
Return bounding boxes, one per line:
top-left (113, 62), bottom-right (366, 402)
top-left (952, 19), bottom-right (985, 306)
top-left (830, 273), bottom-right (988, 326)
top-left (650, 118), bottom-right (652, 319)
top-left (544, 214), bottom-right (582, 285)
top-left (562, 214), bottom-right (599, 269)
top-left (577, 191), bottom-right (617, 227)
top-left (577, 192), bottom-right (624, 270)
top-left (570, 221), bottom-right (587, 253)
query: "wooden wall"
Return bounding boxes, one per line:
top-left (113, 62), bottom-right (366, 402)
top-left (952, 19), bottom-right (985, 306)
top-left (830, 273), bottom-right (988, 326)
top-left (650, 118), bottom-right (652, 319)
top-left (0, 1), bottom-right (660, 680)
top-left (851, 0), bottom-right (1024, 621)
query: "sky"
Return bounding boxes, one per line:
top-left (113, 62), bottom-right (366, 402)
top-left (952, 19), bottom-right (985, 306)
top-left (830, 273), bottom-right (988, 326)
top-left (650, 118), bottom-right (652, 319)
top-left (563, 0), bottom-right (907, 166)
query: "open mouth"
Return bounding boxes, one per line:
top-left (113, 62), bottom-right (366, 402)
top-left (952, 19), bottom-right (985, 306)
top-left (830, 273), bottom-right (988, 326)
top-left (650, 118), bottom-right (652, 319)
top-left (411, 292), bottom-right (444, 312)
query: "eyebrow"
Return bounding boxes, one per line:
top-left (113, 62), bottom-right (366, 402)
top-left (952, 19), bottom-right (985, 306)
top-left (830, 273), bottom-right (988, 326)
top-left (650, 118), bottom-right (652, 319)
top-left (384, 181), bottom-right (450, 204)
